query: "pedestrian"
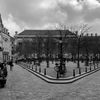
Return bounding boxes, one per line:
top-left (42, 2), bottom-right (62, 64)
top-left (9, 59), bottom-right (14, 71)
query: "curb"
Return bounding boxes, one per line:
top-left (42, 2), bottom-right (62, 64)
top-left (18, 64), bottom-right (100, 84)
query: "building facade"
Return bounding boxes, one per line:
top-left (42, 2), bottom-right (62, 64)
top-left (14, 30), bottom-right (75, 59)
top-left (14, 29), bottom-right (100, 60)
top-left (0, 14), bottom-right (12, 62)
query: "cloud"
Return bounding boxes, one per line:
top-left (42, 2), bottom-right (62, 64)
top-left (39, 0), bottom-right (58, 9)
top-left (84, 0), bottom-right (100, 9)
top-left (3, 14), bottom-right (21, 36)
top-left (0, 0), bottom-right (100, 35)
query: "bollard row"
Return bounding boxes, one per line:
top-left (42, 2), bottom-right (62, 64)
top-left (73, 62), bottom-right (100, 78)
top-left (21, 61), bottom-right (100, 79)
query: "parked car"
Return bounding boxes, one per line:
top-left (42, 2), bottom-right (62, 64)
top-left (0, 63), bottom-right (8, 88)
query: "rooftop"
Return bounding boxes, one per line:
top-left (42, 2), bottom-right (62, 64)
top-left (16, 30), bottom-right (76, 38)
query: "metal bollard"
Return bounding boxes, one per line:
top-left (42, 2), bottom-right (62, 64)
top-left (44, 68), bottom-right (46, 75)
top-left (85, 67), bottom-right (87, 73)
top-left (32, 65), bottom-right (33, 70)
top-left (57, 71), bottom-right (59, 79)
top-left (73, 69), bottom-right (75, 77)
top-left (97, 63), bottom-right (98, 68)
top-left (39, 67), bottom-right (41, 73)
top-left (30, 65), bottom-right (32, 69)
top-left (94, 64), bottom-right (95, 70)
top-left (94, 63), bottom-right (96, 69)
top-left (79, 68), bottom-right (81, 75)
top-left (29, 65), bottom-right (31, 69)
top-left (90, 65), bottom-right (91, 71)
top-left (35, 65), bottom-right (37, 71)
top-left (28, 64), bottom-right (30, 68)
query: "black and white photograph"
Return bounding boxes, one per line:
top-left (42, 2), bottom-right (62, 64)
top-left (0, 0), bottom-right (100, 100)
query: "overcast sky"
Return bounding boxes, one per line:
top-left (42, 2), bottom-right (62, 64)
top-left (0, 0), bottom-right (100, 36)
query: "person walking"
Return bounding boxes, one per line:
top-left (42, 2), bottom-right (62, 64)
top-left (9, 59), bottom-right (13, 71)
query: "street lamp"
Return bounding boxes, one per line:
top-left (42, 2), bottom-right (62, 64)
top-left (75, 30), bottom-right (82, 68)
top-left (59, 36), bottom-right (63, 72)
top-left (54, 30), bottom-right (77, 78)
top-left (77, 35), bottom-right (81, 68)
top-left (54, 36), bottom-right (66, 78)
top-left (58, 36), bottom-right (66, 77)
top-left (46, 37), bottom-right (49, 68)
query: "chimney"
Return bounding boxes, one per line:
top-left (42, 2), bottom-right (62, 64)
top-left (91, 33), bottom-right (93, 37)
top-left (95, 33), bottom-right (97, 36)
top-left (15, 31), bottom-right (18, 35)
top-left (86, 33), bottom-right (88, 36)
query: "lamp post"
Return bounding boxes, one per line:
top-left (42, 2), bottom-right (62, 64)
top-left (59, 36), bottom-right (63, 72)
top-left (54, 30), bottom-right (77, 78)
top-left (77, 35), bottom-right (81, 68)
top-left (54, 36), bottom-right (66, 78)
top-left (46, 37), bottom-right (49, 68)
top-left (58, 36), bottom-right (67, 77)
top-left (76, 30), bottom-right (82, 68)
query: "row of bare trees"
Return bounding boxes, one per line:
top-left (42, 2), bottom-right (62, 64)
top-left (14, 24), bottom-right (100, 66)
top-left (68, 35), bottom-right (100, 59)
top-left (14, 37), bottom-right (58, 61)
top-left (14, 34), bottom-right (100, 59)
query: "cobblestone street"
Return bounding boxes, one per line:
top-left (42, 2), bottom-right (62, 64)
top-left (1, 64), bottom-right (100, 100)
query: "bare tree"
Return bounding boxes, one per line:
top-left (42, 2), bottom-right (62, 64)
top-left (68, 23), bottom-right (92, 35)
top-left (68, 23), bottom-right (92, 68)
top-left (53, 23), bottom-right (75, 76)
top-left (35, 34), bottom-right (43, 65)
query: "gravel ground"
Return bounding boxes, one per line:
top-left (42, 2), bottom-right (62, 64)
top-left (21, 61), bottom-right (98, 78)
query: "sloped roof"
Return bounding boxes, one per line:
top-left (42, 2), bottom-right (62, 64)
top-left (18, 30), bottom-right (75, 37)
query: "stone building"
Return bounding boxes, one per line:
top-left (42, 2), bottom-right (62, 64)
top-left (0, 14), bottom-right (12, 62)
top-left (14, 29), bottom-right (100, 60)
top-left (14, 30), bottom-right (75, 59)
